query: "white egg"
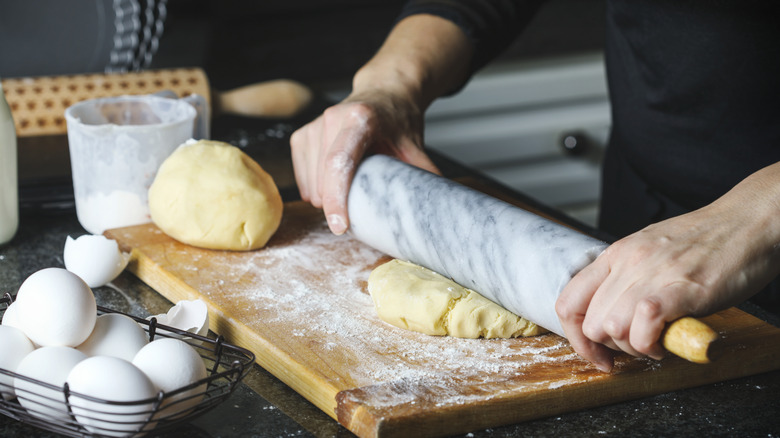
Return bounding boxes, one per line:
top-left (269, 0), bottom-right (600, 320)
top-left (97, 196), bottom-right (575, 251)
top-left (2, 301), bottom-right (22, 329)
top-left (67, 356), bottom-right (157, 437)
top-left (148, 299), bottom-right (209, 339)
top-left (132, 338), bottom-right (208, 419)
top-left (14, 268), bottom-right (97, 347)
top-left (0, 302), bottom-right (40, 348)
top-left (77, 313), bottom-right (149, 361)
top-left (64, 234), bottom-right (130, 288)
top-left (0, 325), bottom-right (36, 401)
top-left (14, 346), bottom-right (87, 420)
top-left (3, 302), bottom-right (41, 349)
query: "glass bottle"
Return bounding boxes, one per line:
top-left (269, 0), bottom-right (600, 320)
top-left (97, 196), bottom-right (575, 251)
top-left (0, 79), bottom-right (18, 245)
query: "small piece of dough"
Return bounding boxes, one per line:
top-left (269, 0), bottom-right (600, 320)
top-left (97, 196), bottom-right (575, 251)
top-left (149, 140), bottom-right (283, 250)
top-left (368, 259), bottom-right (546, 339)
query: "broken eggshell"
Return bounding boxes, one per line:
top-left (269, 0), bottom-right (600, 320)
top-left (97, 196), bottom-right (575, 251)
top-left (148, 299), bottom-right (209, 339)
top-left (64, 235), bottom-right (130, 288)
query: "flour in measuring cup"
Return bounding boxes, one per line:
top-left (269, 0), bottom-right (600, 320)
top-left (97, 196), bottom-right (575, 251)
top-left (76, 190), bottom-right (149, 234)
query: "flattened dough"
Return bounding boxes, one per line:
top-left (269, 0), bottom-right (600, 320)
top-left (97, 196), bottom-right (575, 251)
top-left (148, 140), bottom-right (283, 250)
top-left (368, 259), bottom-right (546, 339)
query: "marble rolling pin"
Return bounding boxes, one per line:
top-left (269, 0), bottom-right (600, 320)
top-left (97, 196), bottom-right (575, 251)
top-left (347, 155), bottom-right (718, 364)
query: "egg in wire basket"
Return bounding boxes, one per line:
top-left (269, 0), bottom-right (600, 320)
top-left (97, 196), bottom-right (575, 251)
top-left (0, 292), bottom-right (256, 437)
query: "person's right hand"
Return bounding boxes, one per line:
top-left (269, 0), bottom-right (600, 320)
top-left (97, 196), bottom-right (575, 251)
top-left (290, 90), bottom-right (439, 235)
top-left (555, 161), bottom-right (780, 372)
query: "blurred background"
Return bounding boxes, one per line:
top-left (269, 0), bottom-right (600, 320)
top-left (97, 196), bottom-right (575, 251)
top-left (1, 0), bottom-right (608, 225)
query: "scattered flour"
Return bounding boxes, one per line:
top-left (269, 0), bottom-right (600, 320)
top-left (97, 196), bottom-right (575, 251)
top-left (136, 208), bottom-right (612, 411)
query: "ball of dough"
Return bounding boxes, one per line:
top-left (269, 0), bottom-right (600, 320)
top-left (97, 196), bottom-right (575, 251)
top-left (368, 259), bottom-right (546, 339)
top-left (149, 140), bottom-right (283, 250)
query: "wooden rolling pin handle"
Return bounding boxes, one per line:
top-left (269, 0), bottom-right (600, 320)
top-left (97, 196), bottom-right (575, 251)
top-left (662, 316), bottom-right (719, 364)
top-left (214, 79), bottom-right (313, 119)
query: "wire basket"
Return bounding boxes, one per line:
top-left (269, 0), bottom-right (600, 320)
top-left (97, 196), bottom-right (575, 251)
top-left (0, 292), bottom-right (255, 437)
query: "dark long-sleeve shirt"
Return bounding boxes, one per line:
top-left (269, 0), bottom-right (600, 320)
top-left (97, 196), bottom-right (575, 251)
top-left (400, 0), bottom-right (780, 225)
top-left (400, 0), bottom-right (780, 308)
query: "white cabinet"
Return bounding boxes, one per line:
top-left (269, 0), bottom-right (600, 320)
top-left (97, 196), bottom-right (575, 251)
top-left (424, 53), bottom-right (611, 226)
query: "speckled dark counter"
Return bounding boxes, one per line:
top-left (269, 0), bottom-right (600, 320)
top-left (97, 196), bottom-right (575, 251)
top-left (3, 113), bottom-right (780, 437)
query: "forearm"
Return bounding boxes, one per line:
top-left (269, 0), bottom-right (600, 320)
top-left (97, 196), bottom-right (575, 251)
top-left (352, 14), bottom-right (474, 112)
top-left (713, 161), bottom-right (780, 236)
top-left (704, 161), bottom-right (780, 296)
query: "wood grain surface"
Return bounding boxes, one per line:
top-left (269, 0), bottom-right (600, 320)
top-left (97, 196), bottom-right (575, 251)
top-left (106, 201), bottom-right (780, 438)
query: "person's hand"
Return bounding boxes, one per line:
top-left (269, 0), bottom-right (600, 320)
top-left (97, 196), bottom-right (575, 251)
top-left (290, 90), bottom-right (439, 235)
top-left (290, 13), bottom-right (472, 235)
top-left (556, 174), bottom-right (780, 371)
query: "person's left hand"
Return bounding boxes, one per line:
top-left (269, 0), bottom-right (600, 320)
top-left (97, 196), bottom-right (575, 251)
top-left (555, 188), bottom-right (780, 372)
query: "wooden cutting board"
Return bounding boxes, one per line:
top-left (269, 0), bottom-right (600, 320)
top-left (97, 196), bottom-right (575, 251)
top-left (106, 201), bottom-right (780, 438)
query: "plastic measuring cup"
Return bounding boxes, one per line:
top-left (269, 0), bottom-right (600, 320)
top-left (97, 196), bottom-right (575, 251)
top-left (65, 95), bottom-right (196, 234)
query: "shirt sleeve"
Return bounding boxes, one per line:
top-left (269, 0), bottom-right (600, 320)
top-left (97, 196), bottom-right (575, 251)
top-left (397, 0), bottom-right (546, 73)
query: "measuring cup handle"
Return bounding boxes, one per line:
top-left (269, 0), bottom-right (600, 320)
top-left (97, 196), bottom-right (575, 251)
top-left (154, 91), bottom-right (210, 140)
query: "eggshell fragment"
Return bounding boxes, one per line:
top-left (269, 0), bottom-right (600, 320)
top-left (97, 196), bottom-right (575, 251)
top-left (14, 268), bottom-right (97, 347)
top-left (64, 235), bottom-right (130, 287)
top-left (14, 346), bottom-right (87, 420)
top-left (149, 299), bottom-right (209, 338)
top-left (0, 325), bottom-right (36, 401)
top-left (67, 356), bottom-right (157, 437)
top-left (132, 338), bottom-right (208, 419)
top-left (76, 313), bottom-right (149, 361)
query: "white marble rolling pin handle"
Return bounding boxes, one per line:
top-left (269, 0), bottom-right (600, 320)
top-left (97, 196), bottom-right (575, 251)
top-left (347, 155), bottom-right (718, 364)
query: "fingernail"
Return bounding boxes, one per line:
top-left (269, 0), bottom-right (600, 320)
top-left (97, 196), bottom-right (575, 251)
top-left (595, 354), bottom-right (614, 373)
top-left (327, 214), bottom-right (347, 235)
top-left (596, 362), bottom-right (613, 373)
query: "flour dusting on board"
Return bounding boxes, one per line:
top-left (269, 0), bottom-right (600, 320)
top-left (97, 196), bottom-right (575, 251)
top-left (127, 205), bottom-right (618, 411)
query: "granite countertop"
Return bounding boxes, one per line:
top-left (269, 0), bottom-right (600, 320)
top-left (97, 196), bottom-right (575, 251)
top-left (2, 112), bottom-right (780, 437)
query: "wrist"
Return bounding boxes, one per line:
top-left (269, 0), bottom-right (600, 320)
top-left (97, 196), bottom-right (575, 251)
top-left (723, 163), bottom-right (780, 244)
top-left (711, 162), bottom-right (780, 283)
top-left (352, 14), bottom-right (473, 112)
top-left (352, 60), bottom-right (426, 110)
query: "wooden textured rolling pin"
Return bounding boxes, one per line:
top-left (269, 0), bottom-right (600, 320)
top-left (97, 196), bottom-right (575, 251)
top-left (348, 155), bottom-right (719, 365)
top-left (663, 316), bottom-right (719, 363)
top-left (1, 67), bottom-right (313, 137)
